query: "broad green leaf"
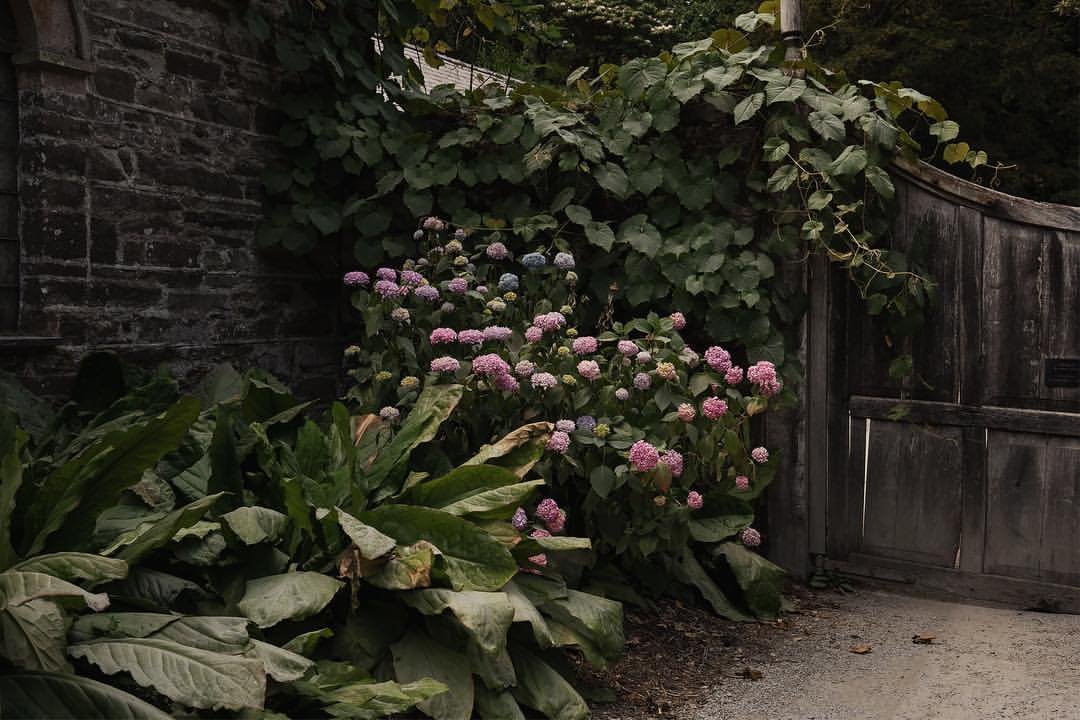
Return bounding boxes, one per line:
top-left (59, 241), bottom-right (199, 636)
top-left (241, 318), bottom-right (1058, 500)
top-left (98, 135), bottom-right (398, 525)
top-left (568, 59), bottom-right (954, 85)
top-left (246, 638), bottom-right (314, 682)
top-left (540, 590), bottom-right (624, 661)
top-left (943, 141), bottom-right (970, 164)
top-left (563, 205), bottom-right (591, 226)
top-left (828, 145), bottom-right (868, 176)
top-left (617, 215), bottom-right (662, 257)
top-left (766, 165), bottom-right (798, 193)
top-left (401, 589), bottom-right (515, 655)
top-left (762, 137), bottom-right (789, 162)
top-left (68, 637), bottom-right (266, 711)
top-left (11, 553), bottom-right (127, 587)
top-left (764, 76), bottom-right (805, 105)
top-left (475, 685), bottom-right (526, 720)
top-left (113, 493), bottom-right (225, 563)
top-left (391, 627), bottom-right (472, 720)
top-left (401, 465), bottom-right (524, 510)
top-left (237, 572), bottom-right (343, 628)
top-left (222, 506), bottom-right (289, 546)
top-left (929, 120), bottom-right (959, 143)
top-left (0, 423), bottom-right (26, 570)
top-left (808, 110), bottom-right (845, 142)
top-left (689, 513), bottom-right (754, 542)
top-left (359, 506), bottom-right (517, 592)
top-left (337, 508), bottom-right (396, 559)
top-left (0, 599), bottom-right (69, 671)
top-left (27, 397), bottom-right (201, 555)
top-left (70, 612), bottom-right (249, 653)
top-left (732, 92), bottom-right (763, 125)
top-left (715, 541), bottom-right (787, 619)
top-left (0, 671), bottom-right (173, 719)
top-left (319, 677), bottom-right (449, 719)
top-left (807, 190), bottom-right (833, 210)
top-left (865, 166), bottom-right (895, 199)
top-left (105, 567), bottom-right (202, 609)
top-left (509, 644), bottom-right (590, 720)
top-left (0, 570), bottom-right (109, 611)
top-left (283, 627), bottom-right (333, 657)
top-left (463, 423), bottom-right (552, 478)
top-left (504, 580), bottom-right (555, 648)
top-left (363, 385), bottom-right (464, 502)
top-left (439, 480), bottom-right (545, 519)
top-left (584, 221), bottom-right (615, 251)
top-left (702, 65), bottom-right (742, 90)
top-left (365, 540), bottom-right (437, 590)
top-left (671, 550), bottom-right (751, 621)
top-left (617, 58), bottom-right (667, 99)
top-left (593, 162), bottom-right (630, 199)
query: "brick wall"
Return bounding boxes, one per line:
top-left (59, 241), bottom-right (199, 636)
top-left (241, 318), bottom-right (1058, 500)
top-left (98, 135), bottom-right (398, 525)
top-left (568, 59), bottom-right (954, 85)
top-left (3, 0), bottom-right (344, 398)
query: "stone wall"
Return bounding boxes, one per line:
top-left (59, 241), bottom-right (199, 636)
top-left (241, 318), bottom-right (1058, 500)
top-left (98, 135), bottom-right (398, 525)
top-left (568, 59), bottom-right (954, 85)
top-left (2, 0), bottom-right (343, 398)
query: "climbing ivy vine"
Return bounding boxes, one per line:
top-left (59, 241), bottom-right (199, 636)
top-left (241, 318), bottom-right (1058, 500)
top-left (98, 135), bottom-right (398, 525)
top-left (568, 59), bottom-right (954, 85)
top-left (250, 1), bottom-right (986, 374)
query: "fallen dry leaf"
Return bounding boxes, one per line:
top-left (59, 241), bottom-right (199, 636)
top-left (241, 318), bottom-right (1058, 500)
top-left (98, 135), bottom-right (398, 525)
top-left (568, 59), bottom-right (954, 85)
top-left (741, 667), bottom-right (764, 681)
top-left (849, 644), bottom-right (873, 654)
top-left (912, 634), bottom-right (937, 644)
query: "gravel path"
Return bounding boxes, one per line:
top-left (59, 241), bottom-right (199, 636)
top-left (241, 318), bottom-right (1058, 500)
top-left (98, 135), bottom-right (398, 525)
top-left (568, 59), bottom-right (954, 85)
top-left (681, 589), bottom-right (1080, 720)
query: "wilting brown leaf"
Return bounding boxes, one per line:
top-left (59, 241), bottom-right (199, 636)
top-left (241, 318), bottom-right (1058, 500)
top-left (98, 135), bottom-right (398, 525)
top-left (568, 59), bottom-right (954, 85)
top-left (741, 667), bottom-right (764, 680)
top-left (912, 634), bottom-right (936, 644)
top-left (849, 644), bottom-right (873, 654)
top-left (353, 414), bottom-right (383, 447)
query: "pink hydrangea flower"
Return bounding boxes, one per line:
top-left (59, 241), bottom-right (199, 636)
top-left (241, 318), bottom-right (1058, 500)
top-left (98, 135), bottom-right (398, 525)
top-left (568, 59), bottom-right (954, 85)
top-left (536, 499), bottom-right (561, 525)
top-left (486, 242), bottom-right (509, 259)
top-left (635, 351), bottom-right (652, 364)
top-left (430, 356), bottom-right (461, 373)
top-left (751, 446), bottom-right (769, 463)
top-left (515, 360), bottom-right (535, 377)
top-left (400, 270), bottom-right (423, 285)
top-left (528, 553), bottom-right (548, 567)
top-left (686, 491), bottom-right (704, 510)
top-left (735, 475), bottom-right (750, 491)
top-left (374, 280), bottom-right (400, 298)
top-left (512, 507), bottom-right (529, 530)
top-left (725, 366), bottom-right (744, 385)
top-left (547, 430), bottom-right (571, 454)
top-left (704, 346), bottom-right (732, 373)
top-left (430, 328), bottom-right (457, 344)
top-left (545, 510), bottom-right (566, 533)
top-left (494, 373), bottom-right (520, 392)
top-left (343, 271), bottom-right (370, 286)
top-left (633, 372), bottom-right (651, 390)
top-left (447, 277), bottom-right (468, 294)
top-left (555, 420), bottom-right (576, 433)
top-left (747, 360), bottom-right (781, 397)
top-left (671, 311), bottom-right (686, 330)
top-left (702, 397), bottom-right (728, 420)
top-left (472, 354), bottom-right (510, 376)
top-left (533, 312), bottom-right (566, 333)
top-left (677, 403), bottom-right (696, 422)
top-left (524, 326), bottom-right (543, 343)
top-left (483, 326), bottom-right (512, 342)
top-left (376, 267), bottom-right (397, 281)
top-left (629, 440), bottom-right (659, 472)
top-left (458, 329), bottom-right (484, 345)
top-left (531, 372), bottom-right (557, 390)
top-left (660, 450), bottom-right (684, 477)
top-left (741, 527), bottom-right (762, 547)
top-left (617, 340), bottom-right (639, 356)
top-left (572, 336), bottom-right (598, 355)
top-left (615, 388), bottom-right (630, 400)
top-left (656, 362), bottom-right (677, 381)
top-left (577, 360), bottom-right (601, 380)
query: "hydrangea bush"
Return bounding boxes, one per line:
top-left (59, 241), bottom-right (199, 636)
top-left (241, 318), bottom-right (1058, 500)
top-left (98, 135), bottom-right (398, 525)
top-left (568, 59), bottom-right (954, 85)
top-left (343, 219), bottom-right (786, 619)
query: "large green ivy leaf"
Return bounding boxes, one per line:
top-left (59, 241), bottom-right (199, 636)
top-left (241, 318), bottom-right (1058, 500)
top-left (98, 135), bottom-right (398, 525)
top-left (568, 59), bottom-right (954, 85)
top-left (359, 506), bottom-right (517, 592)
top-left (592, 162), bottom-right (630, 199)
top-left (765, 76), bottom-right (805, 105)
top-left (68, 638), bottom-right (266, 711)
top-left (237, 572), bottom-right (343, 628)
top-left (829, 145), bottom-right (869, 176)
top-left (584, 221), bottom-right (616, 251)
top-left (808, 110), bottom-right (845, 142)
top-left (401, 589), bottom-right (515, 655)
top-left (865, 165), bottom-right (895, 199)
top-left (617, 215), bottom-right (662, 257)
top-left (391, 627), bottom-right (472, 720)
top-left (732, 92), bottom-right (763, 124)
top-left (715, 541), bottom-right (787, 619)
top-left (12, 553), bottom-right (127, 587)
top-left (0, 671), bottom-right (173, 719)
top-left (617, 58), bottom-right (668, 99)
top-left (509, 644), bottom-right (590, 720)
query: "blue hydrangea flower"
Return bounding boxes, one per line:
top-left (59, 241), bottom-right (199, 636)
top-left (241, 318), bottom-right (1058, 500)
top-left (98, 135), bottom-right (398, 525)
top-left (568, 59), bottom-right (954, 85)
top-left (521, 253), bottom-right (547, 269)
top-left (576, 415), bottom-right (597, 433)
top-left (554, 252), bottom-right (575, 270)
top-left (498, 273), bottom-right (520, 291)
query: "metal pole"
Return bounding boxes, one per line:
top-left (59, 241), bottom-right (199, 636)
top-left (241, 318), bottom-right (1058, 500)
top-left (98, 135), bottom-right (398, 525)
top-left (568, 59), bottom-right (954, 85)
top-left (780, 0), bottom-right (803, 62)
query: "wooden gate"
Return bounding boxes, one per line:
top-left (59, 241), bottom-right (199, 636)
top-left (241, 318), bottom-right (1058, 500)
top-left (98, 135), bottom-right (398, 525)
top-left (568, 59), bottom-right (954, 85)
top-left (783, 160), bottom-right (1080, 612)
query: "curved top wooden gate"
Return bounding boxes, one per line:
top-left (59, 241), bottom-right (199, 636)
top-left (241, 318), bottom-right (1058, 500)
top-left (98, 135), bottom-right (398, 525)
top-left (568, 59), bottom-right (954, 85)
top-left (767, 159), bottom-right (1080, 612)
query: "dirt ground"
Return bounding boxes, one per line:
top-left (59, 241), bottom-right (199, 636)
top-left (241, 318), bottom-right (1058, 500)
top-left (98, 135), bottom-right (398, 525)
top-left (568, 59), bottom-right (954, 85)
top-left (586, 584), bottom-right (1080, 720)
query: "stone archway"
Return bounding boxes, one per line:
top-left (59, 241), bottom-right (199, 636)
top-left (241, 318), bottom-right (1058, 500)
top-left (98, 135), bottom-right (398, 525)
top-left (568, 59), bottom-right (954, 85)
top-left (7, 0), bottom-right (94, 73)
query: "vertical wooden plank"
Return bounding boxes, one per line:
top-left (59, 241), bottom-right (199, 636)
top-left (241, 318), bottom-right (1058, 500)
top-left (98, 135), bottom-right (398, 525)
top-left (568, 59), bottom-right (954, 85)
top-left (958, 425), bottom-right (988, 574)
top-left (984, 432), bottom-right (1046, 580)
top-left (957, 207), bottom-right (985, 406)
top-left (825, 262), bottom-right (856, 561)
top-left (828, 414), bottom-right (866, 561)
top-left (1038, 438), bottom-right (1080, 586)
top-left (1041, 230), bottom-right (1080, 413)
top-left (805, 253), bottom-right (829, 558)
top-left (980, 219), bottom-right (1045, 406)
top-left (860, 421), bottom-right (963, 567)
